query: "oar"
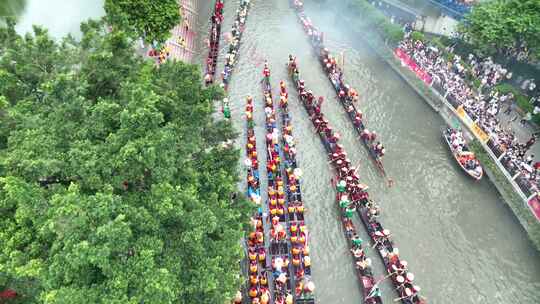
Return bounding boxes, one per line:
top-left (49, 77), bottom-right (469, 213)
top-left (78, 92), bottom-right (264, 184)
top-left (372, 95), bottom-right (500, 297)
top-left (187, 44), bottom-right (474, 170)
top-left (393, 295), bottom-right (411, 302)
top-left (393, 292), bottom-right (419, 302)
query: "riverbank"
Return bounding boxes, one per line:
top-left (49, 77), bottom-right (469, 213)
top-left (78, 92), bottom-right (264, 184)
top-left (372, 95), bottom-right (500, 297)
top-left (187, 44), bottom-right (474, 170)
top-left (336, 8), bottom-right (540, 252)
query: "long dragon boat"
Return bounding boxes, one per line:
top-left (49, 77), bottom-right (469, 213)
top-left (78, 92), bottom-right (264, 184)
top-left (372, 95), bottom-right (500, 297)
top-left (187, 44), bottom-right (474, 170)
top-left (277, 81), bottom-right (316, 304)
top-left (288, 59), bottom-right (426, 304)
top-left (261, 64), bottom-right (295, 304)
top-left (288, 0), bottom-right (388, 179)
top-left (221, 0), bottom-right (252, 90)
top-left (244, 95), bottom-right (272, 304)
top-left (204, 0), bottom-right (224, 85)
top-left (336, 193), bottom-right (383, 304)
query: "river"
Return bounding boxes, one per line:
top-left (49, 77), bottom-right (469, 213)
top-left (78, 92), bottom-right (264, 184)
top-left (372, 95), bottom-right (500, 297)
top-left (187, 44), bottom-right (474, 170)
top-left (0, 0), bottom-right (104, 38)
top-left (215, 0), bottom-right (540, 303)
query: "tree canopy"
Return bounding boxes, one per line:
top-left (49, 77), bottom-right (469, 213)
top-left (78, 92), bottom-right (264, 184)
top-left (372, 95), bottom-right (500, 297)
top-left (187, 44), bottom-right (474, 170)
top-left (458, 0), bottom-right (540, 62)
top-left (104, 0), bottom-right (181, 45)
top-left (0, 18), bottom-right (251, 304)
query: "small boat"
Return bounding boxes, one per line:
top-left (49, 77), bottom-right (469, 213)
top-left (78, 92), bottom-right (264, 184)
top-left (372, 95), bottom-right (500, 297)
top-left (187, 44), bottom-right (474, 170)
top-left (442, 127), bottom-right (483, 180)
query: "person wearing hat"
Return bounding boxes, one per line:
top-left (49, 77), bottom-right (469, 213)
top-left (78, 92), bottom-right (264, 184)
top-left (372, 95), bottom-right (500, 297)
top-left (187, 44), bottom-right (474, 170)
top-left (222, 98), bottom-right (231, 119)
top-left (337, 180), bottom-right (347, 193)
top-left (356, 256), bottom-right (372, 270)
top-left (351, 235), bottom-right (363, 247)
top-left (344, 205), bottom-right (355, 218)
top-left (339, 195), bottom-right (351, 209)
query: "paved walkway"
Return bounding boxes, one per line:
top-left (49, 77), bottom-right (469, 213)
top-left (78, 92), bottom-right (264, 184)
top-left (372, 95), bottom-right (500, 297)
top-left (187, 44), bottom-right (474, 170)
top-left (497, 101), bottom-right (540, 158)
top-left (165, 0), bottom-right (200, 63)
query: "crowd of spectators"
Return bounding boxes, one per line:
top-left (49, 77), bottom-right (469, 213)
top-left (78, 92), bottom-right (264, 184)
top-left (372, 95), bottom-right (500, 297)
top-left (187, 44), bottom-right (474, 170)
top-left (398, 33), bottom-right (540, 196)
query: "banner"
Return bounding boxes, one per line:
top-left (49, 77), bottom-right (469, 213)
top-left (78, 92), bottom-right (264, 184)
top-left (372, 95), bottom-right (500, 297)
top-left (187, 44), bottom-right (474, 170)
top-left (456, 105), bottom-right (472, 125)
top-left (455, 106), bottom-right (490, 143)
top-left (394, 48), bottom-right (433, 85)
top-left (471, 122), bottom-right (490, 143)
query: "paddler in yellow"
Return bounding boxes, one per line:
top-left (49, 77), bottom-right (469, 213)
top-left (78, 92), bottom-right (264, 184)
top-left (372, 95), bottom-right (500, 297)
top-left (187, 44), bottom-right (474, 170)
top-left (260, 289), bottom-right (270, 304)
top-left (248, 286), bottom-right (258, 298)
top-left (303, 256), bottom-right (311, 268)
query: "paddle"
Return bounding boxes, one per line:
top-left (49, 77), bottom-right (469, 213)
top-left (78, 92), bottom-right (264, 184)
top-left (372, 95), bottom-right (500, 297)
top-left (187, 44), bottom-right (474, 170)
top-left (393, 292), bottom-right (422, 302)
top-left (394, 294), bottom-right (411, 302)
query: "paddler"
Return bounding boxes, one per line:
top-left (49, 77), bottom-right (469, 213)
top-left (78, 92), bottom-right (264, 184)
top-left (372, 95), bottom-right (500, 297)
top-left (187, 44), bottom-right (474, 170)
top-left (373, 228), bottom-right (391, 248)
top-left (344, 205), bottom-right (355, 218)
top-left (351, 235), bottom-right (363, 248)
top-left (321, 47), bottom-right (329, 58)
top-left (354, 110), bottom-right (362, 128)
top-left (304, 256), bottom-right (311, 268)
top-left (260, 290), bottom-right (269, 304)
top-left (258, 248), bottom-right (266, 262)
top-left (298, 79), bottom-right (305, 92)
top-left (280, 95), bottom-right (288, 108)
top-left (351, 246), bottom-right (364, 258)
top-left (262, 61), bottom-right (270, 82)
top-left (339, 194), bottom-right (351, 209)
top-left (280, 80), bottom-right (287, 95)
top-left (222, 97), bottom-right (231, 119)
top-left (337, 180), bottom-right (346, 192)
top-left (360, 128), bottom-right (371, 141)
top-left (356, 257), bottom-right (372, 270)
top-left (248, 286), bottom-right (258, 298)
top-left (233, 290), bottom-right (243, 304)
top-left (248, 249), bottom-right (257, 261)
top-left (338, 89), bottom-right (346, 100)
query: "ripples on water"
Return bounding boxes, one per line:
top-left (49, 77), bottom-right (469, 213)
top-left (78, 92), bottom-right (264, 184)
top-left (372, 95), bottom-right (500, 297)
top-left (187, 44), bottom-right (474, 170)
top-left (213, 0), bottom-right (540, 303)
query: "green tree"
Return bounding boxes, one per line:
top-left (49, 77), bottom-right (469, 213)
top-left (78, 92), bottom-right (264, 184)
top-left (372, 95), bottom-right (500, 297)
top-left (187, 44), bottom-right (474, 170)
top-left (458, 0), bottom-right (540, 62)
top-left (104, 0), bottom-right (181, 45)
top-left (0, 19), bottom-right (252, 304)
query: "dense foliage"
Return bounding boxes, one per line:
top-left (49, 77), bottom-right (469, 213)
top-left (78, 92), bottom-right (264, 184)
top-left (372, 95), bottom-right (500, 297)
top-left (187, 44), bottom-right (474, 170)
top-left (458, 0), bottom-right (540, 62)
top-left (104, 0), bottom-right (180, 45)
top-left (0, 19), bottom-right (251, 303)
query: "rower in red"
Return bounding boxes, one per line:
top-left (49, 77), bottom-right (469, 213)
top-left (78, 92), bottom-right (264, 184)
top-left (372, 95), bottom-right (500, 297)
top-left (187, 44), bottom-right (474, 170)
top-left (262, 62), bottom-right (270, 80)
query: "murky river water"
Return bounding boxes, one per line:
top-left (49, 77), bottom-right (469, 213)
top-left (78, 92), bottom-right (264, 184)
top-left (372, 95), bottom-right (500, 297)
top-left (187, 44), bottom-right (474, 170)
top-left (0, 0), bottom-right (104, 38)
top-left (3, 0), bottom-right (540, 303)
top-left (215, 1), bottom-right (540, 304)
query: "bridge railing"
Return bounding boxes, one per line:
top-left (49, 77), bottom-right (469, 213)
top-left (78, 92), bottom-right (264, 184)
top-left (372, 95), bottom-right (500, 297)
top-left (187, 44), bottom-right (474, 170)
top-left (424, 0), bottom-right (475, 20)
